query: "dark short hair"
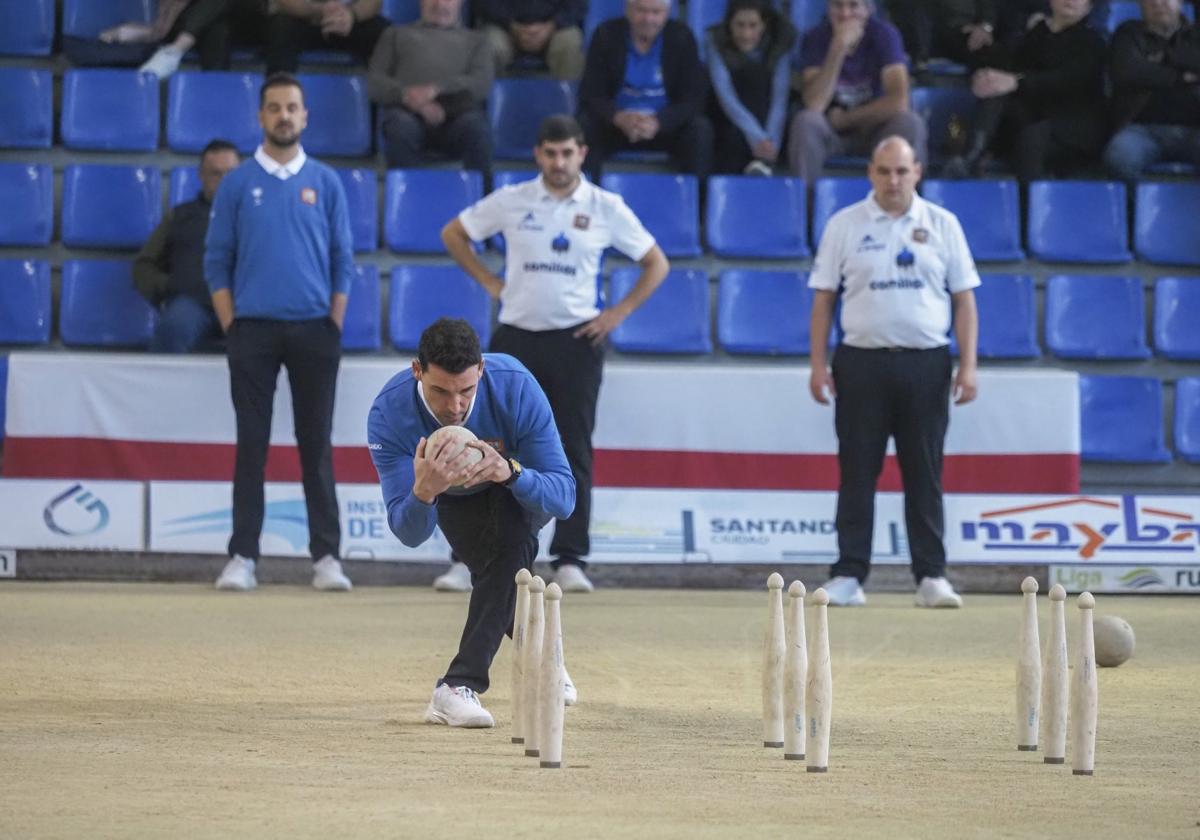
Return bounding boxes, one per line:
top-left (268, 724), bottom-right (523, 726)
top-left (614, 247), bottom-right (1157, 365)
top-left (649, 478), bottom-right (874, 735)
top-left (260, 72), bottom-right (304, 108)
top-left (417, 318), bottom-right (483, 373)
top-left (537, 114), bottom-right (585, 146)
top-left (200, 139), bottom-right (239, 161)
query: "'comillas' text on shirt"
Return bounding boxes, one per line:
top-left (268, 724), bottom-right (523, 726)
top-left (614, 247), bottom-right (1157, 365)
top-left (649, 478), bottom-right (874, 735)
top-left (869, 278), bottom-right (925, 290)
top-left (523, 261), bottom-right (578, 276)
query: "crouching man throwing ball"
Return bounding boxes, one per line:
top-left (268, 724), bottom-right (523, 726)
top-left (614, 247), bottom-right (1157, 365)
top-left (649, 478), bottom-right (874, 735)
top-left (367, 317), bottom-right (577, 727)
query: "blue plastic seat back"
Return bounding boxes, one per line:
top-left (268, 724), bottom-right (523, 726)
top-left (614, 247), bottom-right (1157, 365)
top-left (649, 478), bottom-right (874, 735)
top-left (600, 173), bottom-right (702, 258)
top-left (60, 260), bottom-right (158, 348)
top-left (385, 170), bottom-right (484, 253)
top-left (388, 265), bottom-right (493, 350)
top-left (342, 265), bottom-right (382, 351)
top-left (0, 68), bottom-right (53, 148)
top-left (1135, 182), bottom-right (1200, 266)
top-left (0, 1), bottom-right (55, 55)
top-left (0, 259), bottom-right (52, 345)
top-left (167, 71), bottom-right (264, 154)
top-left (62, 69), bottom-right (160, 152)
top-left (1079, 375), bottom-right (1171, 463)
top-left (706, 176), bottom-right (810, 259)
top-left (791, 0), bottom-right (827, 33)
top-left (63, 0), bottom-right (153, 37)
top-left (1027, 180), bottom-right (1132, 264)
top-left (381, 0), bottom-right (422, 23)
top-left (1045, 274), bottom-right (1149, 360)
top-left (964, 273), bottom-right (1040, 359)
top-left (910, 86), bottom-right (978, 163)
top-left (811, 177), bottom-right (870, 246)
top-left (609, 268), bottom-right (711, 354)
top-left (170, 166), bottom-right (202, 207)
top-left (922, 179), bottom-right (1024, 262)
top-left (1154, 277), bottom-right (1200, 360)
top-left (489, 79), bottom-right (577, 160)
top-left (0, 163), bottom-right (53, 246)
top-left (62, 164), bottom-right (163, 250)
top-left (335, 168), bottom-right (379, 253)
top-left (298, 74), bottom-right (371, 157)
top-left (717, 270), bottom-right (813, 355)
top-left (1174, 377), bottom-right (1200, 463)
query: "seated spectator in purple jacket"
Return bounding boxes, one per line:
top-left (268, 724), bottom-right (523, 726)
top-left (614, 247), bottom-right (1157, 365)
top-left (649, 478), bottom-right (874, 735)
top-left (1104, 0), bottom-right (1200, 180)
top-left (787, 0), bottom-right (927, 182)
top-left (65, 0), bottom-right (231, 77)
top-left (134, 140), bottom-right (240, 353)
top-left (475, 0), bottom-right (586, 80)
top-left (266, 0), bottom-right (391, 74)
top-left (706, 0), bottom-right (797, 175)
top-left (577, 0), bottom-right (713, 182)
top-left (943, 0), bottom-right (1106, 181)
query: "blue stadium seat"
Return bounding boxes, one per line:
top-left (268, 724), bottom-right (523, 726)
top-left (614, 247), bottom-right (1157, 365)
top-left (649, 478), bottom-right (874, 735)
top-left (609, 268), bottom-right (711, 354)
top-left (381, 0), bottom-right (422, 23)
top-left (921, 179), bottom-right (1024, 262)
top-left (384, 170), bottom-right (484, 253)
top-left (792, 0), bottom-right (827, 33)
top-left (167, 71), bottom-right (263, 154)
top-left (60, 260), bottom-right (158, 348)
top-left (717, 270), bottom-right (813, 355)
top-left (297, 74), bottom-right (371, 157)
top-left (170, 166), bottom-right (202, 207)
top-left (63, 0), bottom-right (153, 37)
top-left (688, 0), bottom-right (727, 56)
top-left (0, 69), bottom-right (53, 148)
top-left (1175, 378), bottom-right (1200, 464)
top-left (1027, 180), bottom-right (1132, 264)
top-left (600, 173), bottom-right (702, 258)
top-left (0, 355), bottom-right (6, 444)
top-left (968, 274), bottom-right (1040, 359)
top-left (1079, 375), bottom-right (1171, 463)
top-left (1135, 182), bottom-right (1200, 266)
top-left (61, 165), bottom-right (163, 250)
top-left (1045, 275), bottom-right (1150, 360)
top-left (1154, 277), bottom-right (1200, 361)
top-left (0, 163), bottom-right (53, 246)
top-left (335, 168), bottom-right (379, 253)
top-left (910, 87), bottom-right (977, 163)
top-left (812, 176), bottom-right (869, 245)
top-left (1103, 1), bottom-right (1141, 32)
top-left (0, 260), bottom-right (51, 345)
top-left (61, 69), bottom-right (160, 152)
top-left (389, 265), bottom-right (493, 350)
top-left (489, 79), bottom-right (577, 160)
top-left (342, 265), bottom-right (381, 351)
top-left (0, 0), bottom-right (54, 55)
top-left (706, 176), bottom-right (810, 258)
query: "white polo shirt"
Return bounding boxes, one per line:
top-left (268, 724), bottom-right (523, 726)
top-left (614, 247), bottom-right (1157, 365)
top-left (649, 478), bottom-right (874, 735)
top-left (458, 176), bottom-right (656, 331)
top-left (809, 192), bottom-right (980, 350)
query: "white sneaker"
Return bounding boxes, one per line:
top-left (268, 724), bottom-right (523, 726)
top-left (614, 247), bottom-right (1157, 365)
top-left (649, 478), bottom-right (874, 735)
top-left (555, 564), bottom-right (594, 593)
top-left (821, 575), bottom-right (866, 606)
top-left (312, 556), bottom-right (352, 591)
top-left (743, 160), bottom-right (773, 176)
top-left (563, 668), bottom-right (577, 707)
top-left (139, 45), bottom-right (184, 79)
top-left (424, 684), bottom-right (495, 728)
top-left (433, 560), bottom-right (472, 592)
top-left (915, 576), bottom-right (963, 608)
top-left (215, 555), bottom-right (257, 591)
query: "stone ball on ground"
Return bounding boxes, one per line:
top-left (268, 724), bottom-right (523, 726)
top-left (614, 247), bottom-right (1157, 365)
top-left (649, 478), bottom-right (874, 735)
top-left (1094, 615), bottom-right (1135, 667)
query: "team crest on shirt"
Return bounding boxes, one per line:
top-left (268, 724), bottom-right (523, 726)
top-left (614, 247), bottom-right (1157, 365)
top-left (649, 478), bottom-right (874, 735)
top-left (912, 227), bottom-right (929, 243)
top-left (573, 214), bottom-right (590, 230)
top-left (300, 187), bottom-right (317, 206)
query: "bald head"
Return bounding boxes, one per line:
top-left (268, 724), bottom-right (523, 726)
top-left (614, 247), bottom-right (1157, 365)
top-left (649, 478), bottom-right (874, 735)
top-left (868, 135), bottom-right (921, 216)
top-left (871, 135), bottom-right (916, 165)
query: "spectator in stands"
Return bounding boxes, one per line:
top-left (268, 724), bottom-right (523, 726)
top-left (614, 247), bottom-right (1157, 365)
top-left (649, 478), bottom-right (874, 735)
top-left (204, 74), bottom-right (355, 593)
top-left (475, 0), bottom-right (586, 80)
top-left (65, 0), bottom-right (230, 77)
top-left (881, 0), bottom-right (1007, 72)
top-left (1104, 0), bottom-right (1200, 181)
top-left (995, 1), bottom-right (1052, 46)
top-left (705, 0), bottom-right (797, 175)
top-left (134, 140), bottom-right (240, 354)
top-left (265, 0), bottom-right (391, 74)
top-left (942, 0), bottom-right (1106, 181)
top-left (577, 0), bottom-right (713, 182)
top-left (368, 0), bottom-right (495, 176)
top-left (786, 0), bottom-right (928, 183)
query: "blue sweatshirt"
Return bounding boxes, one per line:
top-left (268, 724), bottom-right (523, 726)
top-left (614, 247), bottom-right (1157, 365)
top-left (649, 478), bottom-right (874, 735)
top-left (204, 156), bottom-right (354, 320)
top-left (367, 353), bottom-right (576, 547)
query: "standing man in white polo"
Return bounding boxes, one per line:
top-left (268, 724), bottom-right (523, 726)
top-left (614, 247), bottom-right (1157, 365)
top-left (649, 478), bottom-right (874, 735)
top-left (808, 135), bottom-right (978, 608)
top-left (441, 114), bottom-right (669, 593)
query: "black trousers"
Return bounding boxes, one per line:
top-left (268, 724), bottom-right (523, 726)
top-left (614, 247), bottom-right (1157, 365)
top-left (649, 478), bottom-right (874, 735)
top-left (490, 323), bottom-right (604, 568)
top-left (264, 12), bottom-right (391, 74)
top-left (227, 317), bottom-right (342, 561)
top-left (830, 345), bottom-right (952, 584)
top-left (580, 112), bottom-right (714, 183)
top-left (379, 107), bottom-right (494, 176)
top-left (438, 485), bottom-right (549, 693)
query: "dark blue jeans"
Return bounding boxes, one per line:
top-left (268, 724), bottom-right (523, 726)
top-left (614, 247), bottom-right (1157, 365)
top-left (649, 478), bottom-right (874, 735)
top-left (1104, 123), bottom-right (1200, 181)
top-left (150, 296), bottom-right (221, 353)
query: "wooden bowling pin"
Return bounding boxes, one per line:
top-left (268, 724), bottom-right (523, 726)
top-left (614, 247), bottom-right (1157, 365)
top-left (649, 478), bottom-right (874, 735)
top-left (1017, 576), bottom-right (1042, 751)
top-left (1071, 592), bottom-right (1098, 776)
top-left (511, 568), bottom-right (532, 745)
top-left (539, 582), bottom-right (565, 769)
top-left (762, 573), bottom-right (786, 748)
top-left (523, 575), bottom-right (546, 758)
top-left (806, 587), bottom-right (832, 773)
top-left (1041, 583), bottom-right (1068, 765)
top-left (783, 580), bottom-right (808, 761)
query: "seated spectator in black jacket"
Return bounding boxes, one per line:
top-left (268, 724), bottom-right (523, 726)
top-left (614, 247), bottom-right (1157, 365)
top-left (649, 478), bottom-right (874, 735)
top-left (266, 0), bottom-right (391, 74)
top-left (134, 141), bottom-right (239, 354)
top-left (577, 0), bottom-right (713, 181)
top-left (476, 0), bottom-right (586, 80)
top-left (883, 0), bottom-right (1007, 70)
top-left (706, 0), bottom-right (797, 175)
top-left (943, 0), bottom-right (1106, 181)
top-left (1104, 0), bottom-right (1200, 180)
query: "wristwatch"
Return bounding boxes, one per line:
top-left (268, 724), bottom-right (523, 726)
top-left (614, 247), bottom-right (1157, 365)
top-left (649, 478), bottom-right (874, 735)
top-left (502, 458), bottom-right (523, 487)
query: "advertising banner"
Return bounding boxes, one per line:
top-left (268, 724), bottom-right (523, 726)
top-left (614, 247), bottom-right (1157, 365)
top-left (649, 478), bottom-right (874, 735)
top-left (0, 479), bottom-right (144, 550)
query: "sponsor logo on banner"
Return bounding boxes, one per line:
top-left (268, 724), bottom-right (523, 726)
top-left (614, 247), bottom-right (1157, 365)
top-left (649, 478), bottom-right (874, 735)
top-left (949, 495), bottom-right (1200, 564)
top-left (0, 549), bottom-right (15, 578)
top-left (1050, 565), bottom-right (1200, 593)
top-left (43, 483), bottom-right (109, 536)
top-left (0, 479), bottom-right (144, 550)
